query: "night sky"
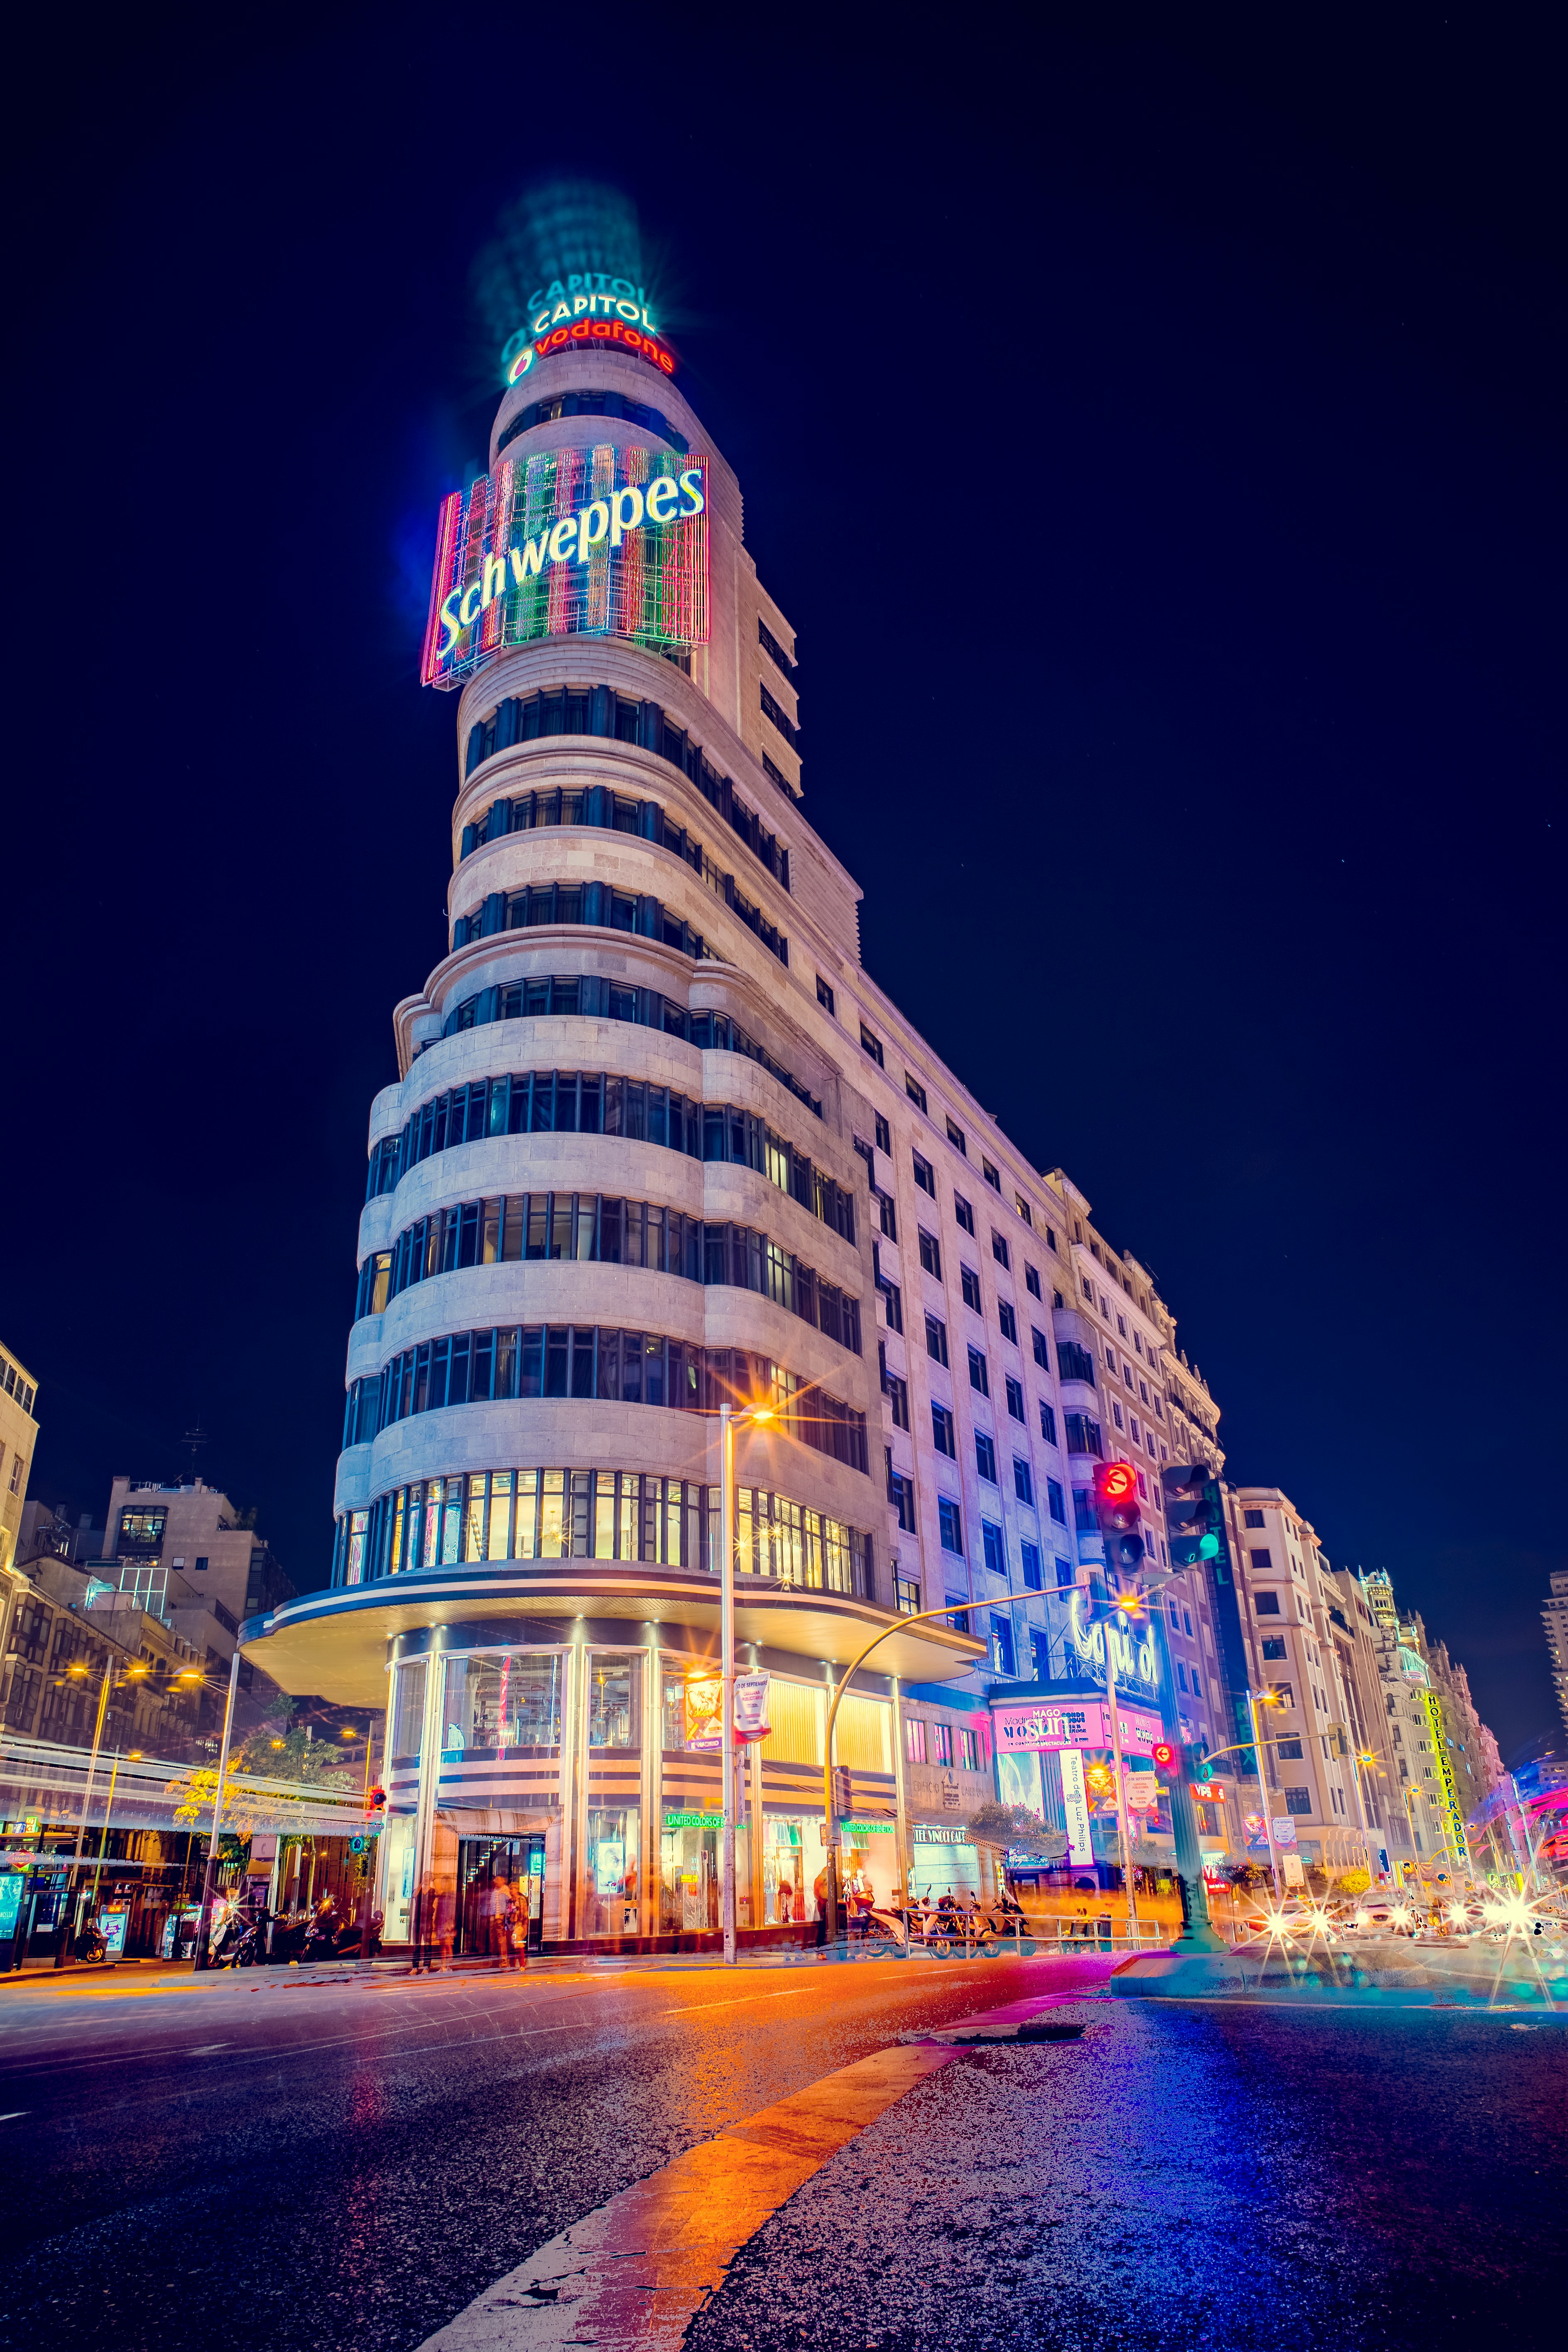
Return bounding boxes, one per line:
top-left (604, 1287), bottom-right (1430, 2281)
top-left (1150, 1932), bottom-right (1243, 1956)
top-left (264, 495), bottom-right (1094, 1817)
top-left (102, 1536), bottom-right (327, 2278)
top-left (7, 10), bottom-right (1561, 1760)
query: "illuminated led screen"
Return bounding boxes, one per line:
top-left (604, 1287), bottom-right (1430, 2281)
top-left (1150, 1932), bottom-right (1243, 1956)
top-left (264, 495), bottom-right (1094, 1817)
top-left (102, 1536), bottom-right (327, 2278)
top-left (420, 446), bottom-right (709, 690)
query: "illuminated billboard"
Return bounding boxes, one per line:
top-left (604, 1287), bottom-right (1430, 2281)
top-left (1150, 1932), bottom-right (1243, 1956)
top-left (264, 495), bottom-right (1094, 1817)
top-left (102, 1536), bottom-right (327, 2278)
top-left (420, 445), bottom-right (708, 690)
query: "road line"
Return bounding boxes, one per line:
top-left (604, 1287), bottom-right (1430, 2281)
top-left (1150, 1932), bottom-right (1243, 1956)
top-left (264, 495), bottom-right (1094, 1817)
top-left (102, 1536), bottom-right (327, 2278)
top-left (415, 2042), bottom-right (962, 2351)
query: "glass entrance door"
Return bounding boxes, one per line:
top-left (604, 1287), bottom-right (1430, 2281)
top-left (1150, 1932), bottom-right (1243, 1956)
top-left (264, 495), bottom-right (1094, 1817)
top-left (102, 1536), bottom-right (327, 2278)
top-left (456, 1835), bottom-right (545, 1955)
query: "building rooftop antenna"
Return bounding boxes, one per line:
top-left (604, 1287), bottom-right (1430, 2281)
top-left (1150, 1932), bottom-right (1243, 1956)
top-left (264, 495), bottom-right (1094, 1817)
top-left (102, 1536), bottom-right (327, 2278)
top-left (182, 1422), bottom-right (209, 1483)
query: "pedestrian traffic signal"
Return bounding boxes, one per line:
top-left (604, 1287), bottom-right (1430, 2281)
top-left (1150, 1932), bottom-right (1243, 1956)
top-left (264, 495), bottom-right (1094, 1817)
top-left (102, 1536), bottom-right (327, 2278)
top-left (1163, 1464), bottom-right (1222, 1566)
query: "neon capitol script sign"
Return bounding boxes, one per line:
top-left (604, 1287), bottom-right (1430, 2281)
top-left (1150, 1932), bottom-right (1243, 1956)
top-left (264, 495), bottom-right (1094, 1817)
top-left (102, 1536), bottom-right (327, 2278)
top-left (421, 447), bottom-right (709, 689)
top-left (1068, 1587), bottom-right (1159, 1697)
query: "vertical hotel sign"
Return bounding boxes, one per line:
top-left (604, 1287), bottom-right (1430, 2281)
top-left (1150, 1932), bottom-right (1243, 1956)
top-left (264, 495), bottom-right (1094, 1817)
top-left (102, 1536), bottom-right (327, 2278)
top-left (421, 445), bottom-right (709, 690)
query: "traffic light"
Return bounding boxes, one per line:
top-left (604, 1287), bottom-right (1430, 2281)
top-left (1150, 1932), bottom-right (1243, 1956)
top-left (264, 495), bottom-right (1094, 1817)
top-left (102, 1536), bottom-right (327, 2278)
top-left (1163, 1463), bottom-right (1222, 1567)
top-left (1150, 1740), bottom-right (1178, 1772)
top-left (367, 1784), bottom-right (387, 1814)
top-left (1093, 1460), bottom-right (1145, 1572)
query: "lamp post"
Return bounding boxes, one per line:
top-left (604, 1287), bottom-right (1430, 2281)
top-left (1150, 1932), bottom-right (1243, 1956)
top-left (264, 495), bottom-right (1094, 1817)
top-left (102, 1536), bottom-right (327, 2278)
top-left (191, 1647), bottom-right (243, 1972)
top-left (718, 1400), bottom-right (778, 1967)
top-left (54, 1656), bottom-right (114, 1968)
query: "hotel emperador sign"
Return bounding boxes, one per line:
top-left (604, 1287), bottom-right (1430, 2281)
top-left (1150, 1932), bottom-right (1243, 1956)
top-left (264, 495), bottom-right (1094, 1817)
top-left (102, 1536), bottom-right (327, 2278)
top-left (421, 448), bottom-right (710, 690)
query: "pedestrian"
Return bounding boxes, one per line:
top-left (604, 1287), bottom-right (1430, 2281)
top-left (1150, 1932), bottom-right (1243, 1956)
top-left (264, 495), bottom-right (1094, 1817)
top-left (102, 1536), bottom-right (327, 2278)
top-left (434, 1887), bottom-right (456, 1972)
top-left (813, 1864), bottom-right (830, 1946)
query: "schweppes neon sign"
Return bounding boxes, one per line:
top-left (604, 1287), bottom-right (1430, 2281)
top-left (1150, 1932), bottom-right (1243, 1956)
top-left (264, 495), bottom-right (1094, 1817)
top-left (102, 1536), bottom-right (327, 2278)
top-left (420, 446), bottom-right (708, 689)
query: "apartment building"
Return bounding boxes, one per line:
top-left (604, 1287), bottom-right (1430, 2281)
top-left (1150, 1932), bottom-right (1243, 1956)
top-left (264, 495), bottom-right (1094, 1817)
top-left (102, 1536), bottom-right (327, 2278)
top-left (1544, 1568), bottom-right (1568, 1746)
top-left (0, 1342), bottom-right (39, 1578)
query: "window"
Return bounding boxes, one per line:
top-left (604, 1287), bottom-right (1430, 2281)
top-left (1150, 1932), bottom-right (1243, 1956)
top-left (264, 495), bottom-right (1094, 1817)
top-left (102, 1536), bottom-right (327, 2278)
top-left (991, 1230), bottom-right (1010, 1270)
top-left (924, 1312), bottom-right (949, 1367)
top-left (953, 1192), bottom-right (975, 1235)
top-left (1117, 1313), bottom-right (1127, 1338)
top-left (877, 1273), bottom-right (903, 1333)
top-left (946, 1116), bottom-right (966, 1155)
top-left (882, 1368), bottom-right (910, 1430)
top-left (815, 974), bottom-right (835, 1017)
top-left (876, 1189), bottom-right (897, 1241)
top-left (912, 1150), bottom-right (935, 1197)
top-left (1253, 1590), bottom-right (1282, 1619)
top-left (1261, 1636), bottom-right (1287, 1660)
top-left (905, 1073), bottom-right (928, 1113)
top-left (932, 1723), bottom-right (953, 1766)
top-left (1013, 1456), bottom-right (1034, 1506)
top-left (1031, 1328), bottom-right (1050, 1372)
top-left (932, 1402), bottom-right (956, 1458)
top-left (1014, 1193), bottom-right (1031, 1225)
top-left (905, 1716), bottom-right (927, 1765)
top-left (1270, 1683), bottom-right (1296, 1710)
top-left (194, 1556), bottom-right (209, 1573)
top-left (894, 1573), bottom-right (920, 1615)
top-left (1024, 1264), bottom-right (1041, 1299)
top-left (1057, 1341), bottom-right (1095, 1384)
top-left (960, 1728), bottom-right (980, 1770)
top-left (1039, 1401), bottom-right (1057, 1447)
top-left (938, 1497), bottom-right (963, 1553)
top-left (874, 1114), bottom-right (890, 1154)
top-left (968, 1344), bottom-right (990, 1396)
top-left (860, 1023), bottom-right (884, 1067)
top-left (1112, 1400), bottom-right (1124, 1431)
top-left (1004, 1375), bottom-right (1025, 1423)
top-left (8, 1453), bottom-right (22, 1496)
top-left (1284, 1786), bottom-right (1313, 1817)
top-left (997, 1300), bottom-right (1017, 1344)
top-left (1244, 1509), bottom-right (1265, 1529)
top-left (1250, 1548), bottom-right (1272, 1570)
top-left (1046, 1478), bottom-right (1066, 1524)
top-left (1063, 1412), bottom-right (1102, 1458)
top-left (1055, 1557), bottom-right (1075, 1588)
top-left (990, 1614), bottom-right (1016, 1677)
top-left (1190, 1667), bottom-right (1202, 1696)
top-left (1020, 1541), bottom-right (1043, 1591)
top-left (981, 1519), bottom-right (1005, 1576)
top-left (918, 1227), bottom-right (941, 1278)
top-left (975, 1432), bottom-right (998, 1483)
top-left (1276, 1739), bottom-right (1304, 1763)
top-left (960, 1264), bottom-right (982, 1312)
top-left (889, 1470), bottom-right (916, 1532)
top-left (1176, 1661), bottom-right (1189, 1691)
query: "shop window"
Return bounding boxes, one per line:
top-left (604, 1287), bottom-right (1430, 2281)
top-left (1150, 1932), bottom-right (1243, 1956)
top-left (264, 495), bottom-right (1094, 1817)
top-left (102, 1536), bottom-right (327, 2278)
top-left (586, 1807), bottom-right (641, 1936)
top-left (588, 1651), bottom-right (643, 1748)
top-left (442, 1649), bottom-right (563, 1756)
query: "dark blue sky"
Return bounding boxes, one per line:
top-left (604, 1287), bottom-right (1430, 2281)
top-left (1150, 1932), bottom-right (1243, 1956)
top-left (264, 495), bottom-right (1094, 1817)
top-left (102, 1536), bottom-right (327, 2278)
top-left (6, 7), bottom-right (1561, 1759)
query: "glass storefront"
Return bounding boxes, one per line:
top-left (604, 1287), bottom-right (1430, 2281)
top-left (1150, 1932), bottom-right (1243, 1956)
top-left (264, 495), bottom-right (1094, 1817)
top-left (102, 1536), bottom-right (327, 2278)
top-left (443, 1648), bottom-right (564, 1754)
top-left (456, 1835), bottom-right (544, 1955)
top-left (380, 1813), bottom-right (418, 1944)
top-left (763, 1817), bottom-right (816, 1923)
top-left (586, 1808), bottom-right (640, 1935)
top-left (840, 1824), bottom-right (900, 1915)
top-left (909, 1829), bottom-right (981, 1901)
top-left (658, 1815), bottom-right (752, 1931)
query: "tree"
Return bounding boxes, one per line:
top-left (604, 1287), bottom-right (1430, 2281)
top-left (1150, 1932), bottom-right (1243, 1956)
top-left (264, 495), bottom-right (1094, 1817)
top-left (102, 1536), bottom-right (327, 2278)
top-left (236, 1706), bottom-right (351, 1788)
top-left (966, 1801), bottom-right (1068, 1859)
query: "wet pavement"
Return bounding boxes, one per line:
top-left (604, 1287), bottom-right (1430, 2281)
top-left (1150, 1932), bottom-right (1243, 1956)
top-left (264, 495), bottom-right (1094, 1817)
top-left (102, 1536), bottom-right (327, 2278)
top-left (0, 1957), bottom-right (1562, 2352)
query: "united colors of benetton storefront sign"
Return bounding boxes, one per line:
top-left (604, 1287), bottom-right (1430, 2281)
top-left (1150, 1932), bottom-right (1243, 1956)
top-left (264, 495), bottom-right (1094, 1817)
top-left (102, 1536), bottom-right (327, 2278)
top-left (420, 446), bottom-right (709, 689)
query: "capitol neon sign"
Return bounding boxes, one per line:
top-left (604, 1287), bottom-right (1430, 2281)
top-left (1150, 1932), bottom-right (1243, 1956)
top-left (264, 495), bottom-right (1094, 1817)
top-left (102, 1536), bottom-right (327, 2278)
top-left (502, 280), bottom-right (672, 385)
top-left (1068, 1588), bottom-right (1159, 1693)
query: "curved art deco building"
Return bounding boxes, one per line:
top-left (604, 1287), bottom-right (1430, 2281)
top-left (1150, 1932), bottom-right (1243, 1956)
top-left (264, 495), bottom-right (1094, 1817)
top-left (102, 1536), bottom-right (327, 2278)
top-left (247, 332), bottom-right (990, 1953)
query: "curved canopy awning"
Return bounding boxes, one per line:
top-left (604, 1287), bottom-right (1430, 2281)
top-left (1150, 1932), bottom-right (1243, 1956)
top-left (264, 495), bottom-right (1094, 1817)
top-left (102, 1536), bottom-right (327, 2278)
top-left (242, 1561), bottom-right (984, 1708)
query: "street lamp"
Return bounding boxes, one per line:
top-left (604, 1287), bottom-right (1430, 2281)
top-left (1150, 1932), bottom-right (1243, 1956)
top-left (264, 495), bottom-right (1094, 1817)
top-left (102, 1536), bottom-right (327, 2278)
top-left (191, 1648), bottom-right (244, 1973)
top-left (718, 1398), bottom-right (776, 1967)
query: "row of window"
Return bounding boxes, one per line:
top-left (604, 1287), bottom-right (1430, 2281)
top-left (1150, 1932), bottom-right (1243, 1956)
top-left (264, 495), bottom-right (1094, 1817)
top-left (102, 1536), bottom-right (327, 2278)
top-left (434, 974), bottom-right (821, 1116)
top-left (495, 387), bottom-right (686, 457)
top-left (462, 686), bottom-right (789, 887)
top-left (341, 1326), bottom-right (869, 1472)
top-left (356, 1192), bottom-right (862, 1357)
top-left (450, 878), bottom-right (726, 963)
top-left (904, 1717), bottom-right (982, 1771)
top-left (0, 1354), bottom-right (35, 1416)
top-left (365, 1068), bottom-right (852, 1237)
top-left (331, 1464), bottom-right (872, 1600)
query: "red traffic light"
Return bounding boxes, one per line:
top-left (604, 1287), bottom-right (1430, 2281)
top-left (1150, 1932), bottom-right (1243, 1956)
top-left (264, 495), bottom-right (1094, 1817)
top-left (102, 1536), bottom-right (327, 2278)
top-left (367, 1784), bottom-right (387, 1813)
top-left (1096, 1461), bottom-right (1138, 1508)
top-left (1150, 1740), bottom-right (1178, 1771)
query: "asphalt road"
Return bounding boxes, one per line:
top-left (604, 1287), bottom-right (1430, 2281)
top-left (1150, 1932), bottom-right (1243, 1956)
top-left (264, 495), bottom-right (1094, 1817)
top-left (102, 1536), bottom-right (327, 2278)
top-left (1, 1956), bottom-right (1562, 2352)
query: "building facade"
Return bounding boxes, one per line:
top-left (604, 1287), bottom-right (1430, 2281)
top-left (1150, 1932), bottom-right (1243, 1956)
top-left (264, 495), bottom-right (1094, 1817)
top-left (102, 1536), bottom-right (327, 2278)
top-left (1544, 1568), bottom-right (1568, 1746)
top-left (243, 277), bottom-right (1277, 1950)
top-left (0, 1342), bottom-right (39, 1578)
